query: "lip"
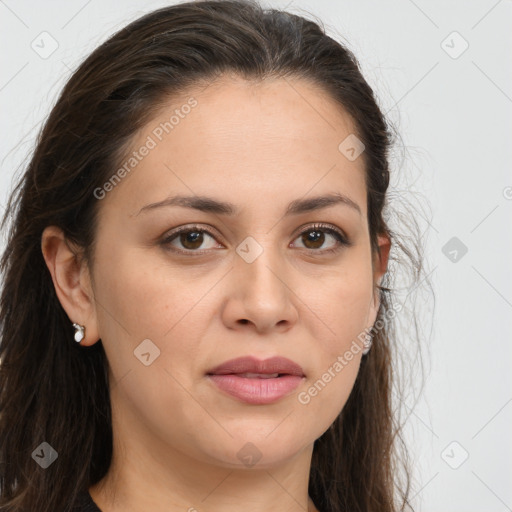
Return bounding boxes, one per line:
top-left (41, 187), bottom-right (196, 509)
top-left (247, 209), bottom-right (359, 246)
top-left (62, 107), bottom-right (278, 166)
top-left (206, 356), bottom-right (305, 405)
top-left (207, 356), bottom-right (305, 377)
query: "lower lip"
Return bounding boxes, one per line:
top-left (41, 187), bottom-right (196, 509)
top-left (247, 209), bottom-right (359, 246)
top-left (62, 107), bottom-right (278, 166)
top-left (207, 374), bottom-right (303, 405)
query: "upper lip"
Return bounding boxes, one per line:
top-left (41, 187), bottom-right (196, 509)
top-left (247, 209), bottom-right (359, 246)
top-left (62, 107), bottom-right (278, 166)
top-left (207, 356), bottom-right (305, 377)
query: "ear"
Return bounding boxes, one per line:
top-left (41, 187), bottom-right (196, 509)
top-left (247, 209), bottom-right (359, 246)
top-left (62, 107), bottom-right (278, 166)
top-left (367, 233), bottom-right (391, 325)
top-left (41, 226), bottom-right (100, 346)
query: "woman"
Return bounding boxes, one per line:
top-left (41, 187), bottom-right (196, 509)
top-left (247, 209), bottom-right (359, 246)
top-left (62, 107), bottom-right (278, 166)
top-left (0, 1), bottom-right (424, 511)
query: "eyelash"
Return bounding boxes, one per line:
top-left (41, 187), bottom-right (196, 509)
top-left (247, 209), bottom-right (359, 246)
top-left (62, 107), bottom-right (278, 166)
top-left (160, 223), bottom-right (351, 256)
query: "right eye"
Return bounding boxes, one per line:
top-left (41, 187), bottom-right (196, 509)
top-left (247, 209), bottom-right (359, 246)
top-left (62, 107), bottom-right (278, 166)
top-left (161, 225), bottom-right (224, 254)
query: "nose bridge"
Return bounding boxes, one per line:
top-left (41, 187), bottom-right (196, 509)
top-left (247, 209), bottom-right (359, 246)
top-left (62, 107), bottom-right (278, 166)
top-left (218, 228), bottom-right (299, 333)
top-left (235, 234), bottom-right (287, 299)
top-left (230, 233), bottom-right (296, 328)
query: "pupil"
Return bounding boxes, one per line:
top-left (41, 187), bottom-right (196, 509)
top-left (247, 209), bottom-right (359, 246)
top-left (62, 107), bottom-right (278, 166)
top-left (181, 231), bottom-right (203, 249)
top-left (305, 230), bottom-right (324, 248)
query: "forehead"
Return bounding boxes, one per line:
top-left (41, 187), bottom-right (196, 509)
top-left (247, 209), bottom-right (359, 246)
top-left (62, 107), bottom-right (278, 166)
top-left (162, 74), bottom-right (361, 154)
top-left (101, 74), bottom-right (367, 216)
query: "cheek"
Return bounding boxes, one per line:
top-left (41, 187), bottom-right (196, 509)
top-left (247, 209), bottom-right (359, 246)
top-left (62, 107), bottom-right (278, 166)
top-left (289, 255), bottom-right (374, 425)
top-left (298, 352), bottom-right (360, 429)
top-left (310, 258), bottom-right (374, 349)
top-left (92, 246), bottom-right (212, 375)
top-left (95, 243), bottom-right (182, 332)
top-left (330, 282), bottom-right (372, 345)
top-left (93, 248), bottom-right (209, 434)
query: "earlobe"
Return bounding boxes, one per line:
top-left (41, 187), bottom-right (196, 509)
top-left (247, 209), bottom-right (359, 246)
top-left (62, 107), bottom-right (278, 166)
top-left (40, 226), bottom-right (100, 346)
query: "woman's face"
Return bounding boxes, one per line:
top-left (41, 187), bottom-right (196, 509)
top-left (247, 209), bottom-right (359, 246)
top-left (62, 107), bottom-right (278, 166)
top-left (86, 75), bottom-right (388, 469)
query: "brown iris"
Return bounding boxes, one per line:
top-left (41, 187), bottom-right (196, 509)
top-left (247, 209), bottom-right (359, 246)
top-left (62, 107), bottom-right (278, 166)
top-left (302, 229), bottom-right (325, 249)
top-left (179, 231), bottom-right (204, 250)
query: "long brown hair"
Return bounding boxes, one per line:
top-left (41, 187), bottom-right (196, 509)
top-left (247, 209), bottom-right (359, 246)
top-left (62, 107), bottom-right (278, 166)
top-left (0, 1), bottom-right (426, 511)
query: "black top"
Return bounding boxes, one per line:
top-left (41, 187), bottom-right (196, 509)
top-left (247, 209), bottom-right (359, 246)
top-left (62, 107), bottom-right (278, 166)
top-left (71, 490), bottom-right (102, 512)
top-left (71, 491), bottom-right (321, 512)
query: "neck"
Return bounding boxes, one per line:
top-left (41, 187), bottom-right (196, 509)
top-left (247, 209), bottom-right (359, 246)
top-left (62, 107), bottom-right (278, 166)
top-left (90, 449), bottom-right (319, 512)
top-left (89, 401), bottom-right (319, 512)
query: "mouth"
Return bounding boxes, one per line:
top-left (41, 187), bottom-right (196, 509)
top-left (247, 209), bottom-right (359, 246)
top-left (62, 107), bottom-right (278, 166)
top-left (207, 355), bottom-right (305, 377)
top-left (231, 372), bottom-right (281, 379)
top-left (206, 356), bottom-right (305, 405)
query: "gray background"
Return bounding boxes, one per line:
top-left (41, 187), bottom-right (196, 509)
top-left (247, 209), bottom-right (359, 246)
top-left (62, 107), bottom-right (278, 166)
top-left (1, 1), bottom-right (511, 511)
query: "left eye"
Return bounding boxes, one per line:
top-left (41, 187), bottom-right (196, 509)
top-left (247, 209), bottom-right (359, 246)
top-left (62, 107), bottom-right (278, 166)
top-left (291, 225), bottom-right (348, 252)
top-left (162, 224), bottom-right (349, 254)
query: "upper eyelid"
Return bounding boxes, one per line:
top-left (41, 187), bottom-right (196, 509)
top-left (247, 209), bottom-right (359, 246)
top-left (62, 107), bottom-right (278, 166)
top-left (163, 222), bottom-right (348, 245)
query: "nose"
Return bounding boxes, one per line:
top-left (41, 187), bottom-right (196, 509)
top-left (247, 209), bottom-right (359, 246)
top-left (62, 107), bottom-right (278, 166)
top-left (220, 244), bottom-right (299, 335)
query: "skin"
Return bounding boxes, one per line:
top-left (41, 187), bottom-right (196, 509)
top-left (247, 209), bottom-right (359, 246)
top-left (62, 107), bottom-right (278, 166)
top-left (42, 75), bottom-right (390, 512)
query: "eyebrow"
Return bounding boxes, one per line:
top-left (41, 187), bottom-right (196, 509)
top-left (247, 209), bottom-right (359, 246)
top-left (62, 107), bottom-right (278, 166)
top-left (136, 192), bottom-right (362, 217)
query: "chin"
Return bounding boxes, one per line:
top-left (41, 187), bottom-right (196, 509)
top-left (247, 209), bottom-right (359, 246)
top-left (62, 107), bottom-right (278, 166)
top-left (197, 429), bottom-right (315, 470)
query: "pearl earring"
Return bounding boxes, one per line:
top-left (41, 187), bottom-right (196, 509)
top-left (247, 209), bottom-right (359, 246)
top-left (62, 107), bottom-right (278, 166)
top-left (362, 333), bottom-right (373, 355)
top-left (72, 323), bottom-right (85, 343)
